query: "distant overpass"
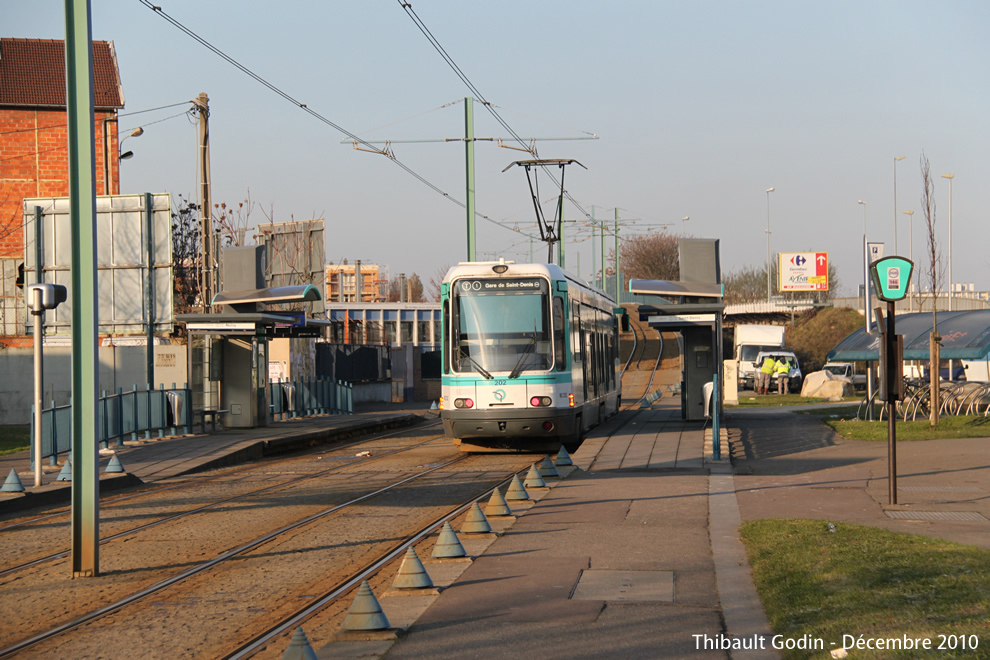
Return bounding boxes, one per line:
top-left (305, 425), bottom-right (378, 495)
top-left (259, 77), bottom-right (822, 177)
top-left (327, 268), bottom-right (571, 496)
top-left (722, 293), bottom-right (990, 326)
top-left (722, 300), bottom-right (820, 325)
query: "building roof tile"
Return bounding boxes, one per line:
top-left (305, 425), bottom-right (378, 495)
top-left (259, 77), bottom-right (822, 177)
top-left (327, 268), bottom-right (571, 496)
top-left (0, 38), bottom-right (123, 109)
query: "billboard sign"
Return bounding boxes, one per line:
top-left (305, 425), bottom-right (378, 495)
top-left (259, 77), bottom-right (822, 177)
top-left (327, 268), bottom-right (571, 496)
top-left (778, 252), bottom-right (829, 292)
top-left (23, 194), bottom-right (173, 335)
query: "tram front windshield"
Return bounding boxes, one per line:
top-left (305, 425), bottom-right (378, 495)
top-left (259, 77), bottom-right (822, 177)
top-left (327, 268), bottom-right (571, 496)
top-left (452, 277), bottom-right (551, 375)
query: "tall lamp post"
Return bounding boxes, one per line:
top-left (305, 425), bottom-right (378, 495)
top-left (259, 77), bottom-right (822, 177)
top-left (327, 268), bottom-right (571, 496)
top-left (859, 199), bottom-right (874, 402)
top-left (681, 216), bottom-right (690, 235)
top-left (941, 173), bottom-right (954, 310)
top-left (858, 200), bottom-right (870, 331)
top-left (765, 187), bottom-right (774, 303)
top-left (893, 155), bottom-right (905, 254)
top-left (903, 209), bottom-right (914, 311)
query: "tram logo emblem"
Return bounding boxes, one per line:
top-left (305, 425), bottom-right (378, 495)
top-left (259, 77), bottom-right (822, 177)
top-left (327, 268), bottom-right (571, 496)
top-left (493, 389), bottom-right (506, 402)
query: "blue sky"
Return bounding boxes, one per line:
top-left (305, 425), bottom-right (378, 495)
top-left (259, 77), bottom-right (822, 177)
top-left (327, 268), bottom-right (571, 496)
top-left (7, 1), bottom-right (989, 296)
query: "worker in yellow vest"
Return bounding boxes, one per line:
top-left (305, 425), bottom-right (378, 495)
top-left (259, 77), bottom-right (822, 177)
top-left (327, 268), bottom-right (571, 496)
top-left (758, 355), bottom-right (775, 395)
top-left (775, 357), bottom-right (791, 394)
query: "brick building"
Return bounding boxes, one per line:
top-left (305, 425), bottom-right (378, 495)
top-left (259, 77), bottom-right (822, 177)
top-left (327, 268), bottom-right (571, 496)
top-left (0, 38), bottom-right (125, 259)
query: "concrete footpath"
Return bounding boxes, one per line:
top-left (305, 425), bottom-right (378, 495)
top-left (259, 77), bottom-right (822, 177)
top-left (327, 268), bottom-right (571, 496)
top-left (367, 401), bottom-right (774, 660)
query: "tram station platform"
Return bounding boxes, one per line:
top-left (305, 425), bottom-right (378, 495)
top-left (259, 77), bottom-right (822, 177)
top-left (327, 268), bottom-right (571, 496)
top-left (0, 403), bottom-right (425, 516)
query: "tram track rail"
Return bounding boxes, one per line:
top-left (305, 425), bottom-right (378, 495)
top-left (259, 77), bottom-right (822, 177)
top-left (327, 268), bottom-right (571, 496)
top-left (0, 418), bottom-right (443, 536)
top-left (225, 465), bottom-right (532, 659)
top-left (0, 424), bottom-right (447, 580)
top-left (0, 451), bottom-right (494, 658)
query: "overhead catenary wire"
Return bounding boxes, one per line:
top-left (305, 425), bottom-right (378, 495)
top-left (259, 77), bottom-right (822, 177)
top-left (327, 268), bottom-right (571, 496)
top-left (136, 0), bottom-right (528, 237)
top-left (396, 0), bottom-right (599, 227)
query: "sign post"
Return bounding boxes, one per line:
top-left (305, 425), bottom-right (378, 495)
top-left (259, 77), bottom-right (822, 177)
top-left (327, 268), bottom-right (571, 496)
top-left (869, 256), bottom-right (913, 505)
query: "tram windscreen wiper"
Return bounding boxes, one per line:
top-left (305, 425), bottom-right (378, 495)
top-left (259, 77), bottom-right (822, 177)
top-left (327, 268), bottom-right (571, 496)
top-left (461, 351), bottom-right (493, 380)
top-left (509, 326), bottom-right (538, 380)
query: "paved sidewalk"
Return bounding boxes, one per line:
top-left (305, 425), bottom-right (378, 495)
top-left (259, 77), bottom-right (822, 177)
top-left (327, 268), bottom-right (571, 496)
top-left (729, 407), bottom-right (990, 549)
top-left (335, 400), bottom-right (777, 659)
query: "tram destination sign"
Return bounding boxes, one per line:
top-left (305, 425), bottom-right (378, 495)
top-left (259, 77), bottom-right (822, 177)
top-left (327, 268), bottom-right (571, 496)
top-left (457, 278), bottom-right (545, 295)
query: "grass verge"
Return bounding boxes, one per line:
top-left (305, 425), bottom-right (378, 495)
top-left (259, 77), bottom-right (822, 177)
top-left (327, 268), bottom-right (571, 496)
top-left (728, 393), bottom-right (860, 408)
top-left (0, 426), bottom-right (29, 456)
top-left (740, 518), bottom-right (990, 659)
top-left (822, 414), bottom-right (990, 442)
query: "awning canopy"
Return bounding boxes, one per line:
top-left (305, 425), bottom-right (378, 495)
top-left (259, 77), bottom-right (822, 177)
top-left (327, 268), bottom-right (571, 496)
top-left (826, 310), bottom-right (990, 361)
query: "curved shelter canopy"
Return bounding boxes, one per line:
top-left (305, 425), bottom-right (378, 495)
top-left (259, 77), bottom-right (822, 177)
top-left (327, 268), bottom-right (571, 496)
top-left (827, 310), bottom-right (990, 362)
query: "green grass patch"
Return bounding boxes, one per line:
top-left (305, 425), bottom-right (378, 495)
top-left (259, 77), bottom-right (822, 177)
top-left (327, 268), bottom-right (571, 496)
top-left (740, 519), bottom-right (990, 659)
top-left (728, 393), bottom-right (860, 408)
top-left (823, 414), bottom-right (990, 442)
top-left (0, 426), bottom-right (29, 456)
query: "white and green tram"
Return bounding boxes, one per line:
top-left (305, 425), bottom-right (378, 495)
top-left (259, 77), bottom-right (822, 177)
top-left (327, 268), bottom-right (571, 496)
top-left (440, 261), bottom-right (621, 452)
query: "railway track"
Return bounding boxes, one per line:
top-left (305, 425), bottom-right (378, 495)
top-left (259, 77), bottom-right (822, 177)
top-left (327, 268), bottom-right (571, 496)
top-left (0, 431), bottom-right (540, 658)
top-left (619, 306), bottom-right (666, 409)
top-left (0, 422), bottom-right (444, 577)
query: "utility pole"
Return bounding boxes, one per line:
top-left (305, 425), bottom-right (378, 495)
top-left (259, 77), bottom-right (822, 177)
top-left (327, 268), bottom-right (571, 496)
top-left (558, 195), bottom-right (565, 268)
top-left (193, 93), bottom-right (213, 310)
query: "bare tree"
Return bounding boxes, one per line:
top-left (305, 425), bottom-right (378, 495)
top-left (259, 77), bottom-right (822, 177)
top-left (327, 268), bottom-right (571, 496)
top-left (170, 195), bottom-right (202, 335)
top-left (920, 152), bottom-right (943, 426)
top-left (619, 232), bottom-right (680, 281)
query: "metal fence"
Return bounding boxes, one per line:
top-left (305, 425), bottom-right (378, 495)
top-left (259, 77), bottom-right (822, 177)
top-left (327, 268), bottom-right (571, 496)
top-left (269, 377), bottom-right (354, 421)
top-left (31, 384), bottom-right (193, 465)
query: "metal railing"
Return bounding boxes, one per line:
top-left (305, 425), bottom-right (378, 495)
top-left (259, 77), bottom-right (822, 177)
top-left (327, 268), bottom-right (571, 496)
top-left (269, 377), bottom-right (354, 421)
top-left (31, 384), bottom-right (193, 466)
top-left (857, 379), bottom-right (990, 421)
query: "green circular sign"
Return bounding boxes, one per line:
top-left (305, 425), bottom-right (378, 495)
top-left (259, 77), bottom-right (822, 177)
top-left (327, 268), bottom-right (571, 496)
top-left (869, 256), bottom-right (914, 302)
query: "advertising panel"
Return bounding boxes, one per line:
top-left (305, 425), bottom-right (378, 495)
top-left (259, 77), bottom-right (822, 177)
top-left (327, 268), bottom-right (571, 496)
top-left (778, 252), bottom-right (829, 292)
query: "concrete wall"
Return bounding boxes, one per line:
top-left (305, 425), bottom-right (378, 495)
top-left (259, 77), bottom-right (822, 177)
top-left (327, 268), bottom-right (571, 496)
top-left (0, 343), bottom-right (188, 425)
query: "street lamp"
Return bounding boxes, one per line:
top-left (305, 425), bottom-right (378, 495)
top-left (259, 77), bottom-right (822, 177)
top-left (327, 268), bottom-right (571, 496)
top-left (941, 173), bottom-right (954, 310)
top-left (858, 200), bottom-right (870, 331)
top-left (681, 216), bottom-right (690, 235)
top-left (903, 210), bottom-right (914, 311)
top-left (119, 126), bottom-right (144, 161)
top-left (766, 187), bottom-right (774, 303)
top-left (893, 156), bottom-right (905, 254)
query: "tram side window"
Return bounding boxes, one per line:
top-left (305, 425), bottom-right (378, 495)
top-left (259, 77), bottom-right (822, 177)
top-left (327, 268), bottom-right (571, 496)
top-left (572, 301), bottom-right (582, 363)
top-left (553, 297), bottom-right (565, 371)
top-left (442, 300), bottom-right (450, 374)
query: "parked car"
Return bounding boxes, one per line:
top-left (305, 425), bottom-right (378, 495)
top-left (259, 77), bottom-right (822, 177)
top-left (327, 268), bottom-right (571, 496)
top-left (822, 362), bottom-right (866, 390)
top-left (753, 351), bottom-right (803, 393)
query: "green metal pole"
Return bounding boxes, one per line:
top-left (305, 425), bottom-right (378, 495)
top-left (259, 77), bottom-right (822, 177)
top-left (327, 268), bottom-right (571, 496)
top-left (65, 0), bottom-right (101, 577)
top-left (600, 217), bottom-right (606, 290)
top-left (614, 208), bottom-right (620, 303)
top-left (464, 97), bottom-right (476, 262)
top-left (590, 206), bottom-right (597, 283)
top-left (558, 195), bottom-right (565, 268)
top-left (145, 192), bottom-right (155, 389)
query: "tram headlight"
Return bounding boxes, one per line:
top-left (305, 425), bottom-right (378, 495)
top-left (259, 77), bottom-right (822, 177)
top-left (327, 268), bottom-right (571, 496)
top-left (454, 398), bottom-right (474, 409)
top-left (568, 393), bottom-right (575, 408)
top-left (439, 396), bottom-right (444, 411)
top-left (530, 396), bottom-right (552, 407)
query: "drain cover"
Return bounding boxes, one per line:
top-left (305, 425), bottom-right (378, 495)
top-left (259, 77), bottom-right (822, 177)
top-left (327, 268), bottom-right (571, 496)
top-left (571, 569), bottom-right (674, 602)
top-left (885, 511), bottom-right (988, 522)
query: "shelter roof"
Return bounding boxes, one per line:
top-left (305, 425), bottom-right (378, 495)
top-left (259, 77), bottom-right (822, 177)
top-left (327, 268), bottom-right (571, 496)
top-left (0, 38), bottom-right (124, 109)
top-left (826, 310), bottom-right (990, 361)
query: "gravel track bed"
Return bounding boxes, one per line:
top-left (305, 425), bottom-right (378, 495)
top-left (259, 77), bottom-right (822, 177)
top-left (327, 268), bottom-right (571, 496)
top-left (0, 431), bottom-right (536, 658)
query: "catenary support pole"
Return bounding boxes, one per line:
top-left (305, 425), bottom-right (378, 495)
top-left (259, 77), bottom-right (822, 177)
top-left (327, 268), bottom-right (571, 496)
top-left (145, 192), bottom-right (155, 388)
top-left (464, 97), bottom-right (476, 262)
top-left (65, 0), bottom-right (101, 577)
top-left (614, 208), bottom-right (620, 303)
